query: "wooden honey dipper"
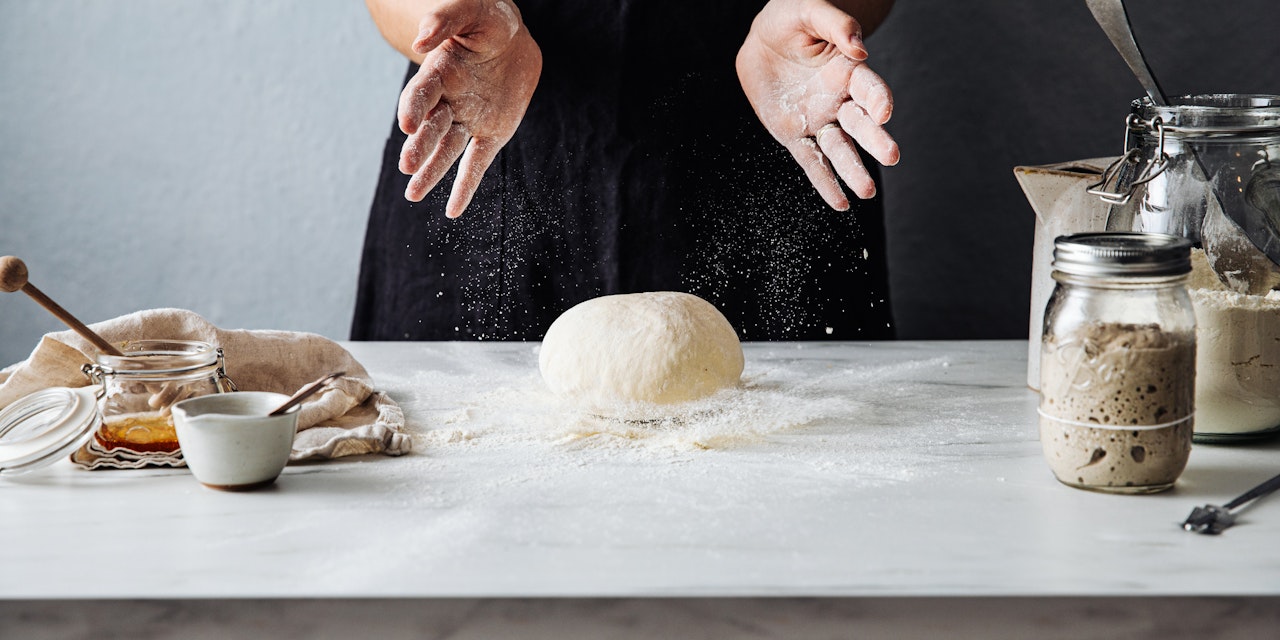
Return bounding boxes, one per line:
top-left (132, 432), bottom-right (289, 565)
top-left (0, 256), bottom-right (124, 356)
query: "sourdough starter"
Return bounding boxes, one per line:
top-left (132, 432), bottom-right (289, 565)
top-left (1039, 322), bottom-right (1194, 492)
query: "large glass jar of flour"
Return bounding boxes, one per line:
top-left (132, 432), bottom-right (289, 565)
top-left (1038, 233), bottom-right (1196, 494)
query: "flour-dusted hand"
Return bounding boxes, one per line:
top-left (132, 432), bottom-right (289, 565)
top-left (398, 0), bottom-right (541, 217)
top-left (737, 0), bottom-right (898, 210)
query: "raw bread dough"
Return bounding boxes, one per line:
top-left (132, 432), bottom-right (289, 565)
top-left (539, 291), bottom-right (744, 413)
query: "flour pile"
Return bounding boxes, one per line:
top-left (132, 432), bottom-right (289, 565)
top-left (291, 341), bottom-right (1037, 559)
top-left (372, 344), bottom-right (990, 470)
top-left (393, 352), bottom-right (870, 453)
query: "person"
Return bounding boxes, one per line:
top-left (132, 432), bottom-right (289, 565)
top-left (353, 0), bottom-right (900, 342)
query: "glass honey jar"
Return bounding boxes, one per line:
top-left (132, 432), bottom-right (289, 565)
top-left (81, 340), bottom-right (236, 453)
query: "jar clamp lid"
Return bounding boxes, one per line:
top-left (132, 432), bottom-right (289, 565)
top-left (0, 386), bottom-right (100, 475)
top-left (1092, 95), bottom-right (1280, 267)
top-left (1052, 232), bottom-right (1192, 278)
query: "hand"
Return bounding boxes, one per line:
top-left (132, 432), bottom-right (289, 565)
top-left (737, 0), bottom-right (899, 210)
top-left (398, 0), bottom-right (542, 217)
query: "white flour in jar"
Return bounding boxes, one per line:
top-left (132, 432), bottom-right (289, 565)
top-left (1189, 288), bottom-right (1280, 434)
top-left (1187, 248), bottom-right (1280, 435)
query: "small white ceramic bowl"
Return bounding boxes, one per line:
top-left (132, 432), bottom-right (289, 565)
top-left (172, 391), bottom-right (299, 491)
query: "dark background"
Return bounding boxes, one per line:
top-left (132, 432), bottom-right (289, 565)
top-left (873, 0), bottom-right (1280, 338)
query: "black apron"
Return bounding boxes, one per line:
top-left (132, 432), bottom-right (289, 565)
top-left (351, 0), bottom-right (894, 341)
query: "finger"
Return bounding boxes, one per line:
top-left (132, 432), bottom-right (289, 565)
top-left (837, 101), bottom-right (900, 167)
top-left (445, 137), bottom-right (503, 218)
top-left (816, 126), bottom-right (876, 199)
top-left (412, 9), bottom-right (462, 54)
top-left (848, 64), bottom-right (893, 124)
top-left (802, 1), bottom-right (866, 61)
top-left (398, 72), bottom-right (445, 135)
top-left (405, 124), bottom-right (470, 203)
top-left (784, 138), bottom-right (849, 211)
top-left (400, 103), bottom-right (453, 174)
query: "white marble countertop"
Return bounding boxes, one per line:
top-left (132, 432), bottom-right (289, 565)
top-left (3, 340), bottom-right (1278, 599)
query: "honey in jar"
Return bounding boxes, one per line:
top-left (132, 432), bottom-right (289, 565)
top-left (83, 340), bottom-right (235, 454)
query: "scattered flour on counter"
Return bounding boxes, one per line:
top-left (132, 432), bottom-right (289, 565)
top-left (388, 351), bottom-right (926, 451)
top-left (397, 365), bottom-right (860, 454)
top-left (301, 345), bottom-right (1033, 578)
top-left (370, 347), bottom-right (999, 476)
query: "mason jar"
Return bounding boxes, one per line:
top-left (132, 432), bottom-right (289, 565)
top-left (82, 340), bottom-right (235, 454)
top-left (1038, 232), bottom-right (1196, 494)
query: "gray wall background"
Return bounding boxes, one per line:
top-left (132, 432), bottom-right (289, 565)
top-left (3, 0), bottom-right (1279, 366)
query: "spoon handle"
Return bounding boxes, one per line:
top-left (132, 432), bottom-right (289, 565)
top-left (1, 256), bottom-right (124, 356)
top-left (22, 281), bottom-right (124, 356)
top-left (1086, 0), bottom-right (1168, 105)
top-left (269, 372), bottom-right (345, 417)
top-left (1223, 470), bottom-right (1280, 511)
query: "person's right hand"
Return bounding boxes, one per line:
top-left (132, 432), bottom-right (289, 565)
top-left (398, 0), bottom-right (541, 217)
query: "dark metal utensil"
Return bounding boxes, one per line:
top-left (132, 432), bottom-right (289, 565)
top-left (1182, 471), bottom-right (1280, 535)
top-left (1243, 150), bottom-right (1280, 264)
top-left (1085, 0), bottom-right (1167, 106)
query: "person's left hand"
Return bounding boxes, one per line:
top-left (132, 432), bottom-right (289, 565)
top-left (737, 0), bottom-right (899, 210)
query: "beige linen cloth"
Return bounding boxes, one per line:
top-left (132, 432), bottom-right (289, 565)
top-left (0, 308), bottom-right (411, 469)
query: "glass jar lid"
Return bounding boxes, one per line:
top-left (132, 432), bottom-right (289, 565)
top-left (92, 339), bottom-right (219, 376)
top-left (1134, 94), bottom-right (1280, 139)
top-left (0, 386), bottom-right (100, 475)
top-left (1052, 232), bottom-right (1192, 278)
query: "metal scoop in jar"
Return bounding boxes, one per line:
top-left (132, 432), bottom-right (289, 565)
top-left (1200, 103), bottom-right (1280, 294)
top-left (1238, 150), bottom-right (1280, 265)
top-left (1202, 181), bottom-right (1280, 293)
top-left (1087, 0), bottom-right (1280, 294)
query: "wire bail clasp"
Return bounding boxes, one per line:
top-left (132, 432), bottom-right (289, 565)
top-left (1088, 114), bottom-right (1170, 205)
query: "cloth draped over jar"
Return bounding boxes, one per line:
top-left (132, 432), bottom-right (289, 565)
top-left (0, 308), bottom-right (411, 469)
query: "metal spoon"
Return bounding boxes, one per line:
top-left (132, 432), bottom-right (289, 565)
top-left (1241, 150), bottom-right (1280, 267)
top-left (1182, 470), bottom-right (1280, 535)
top-left (269, 372), bottom-right (345, 417)
top-left (1085, 0), bottom-right (1166, 106)
top-left (1201, 189), bottom-right (1280, 293)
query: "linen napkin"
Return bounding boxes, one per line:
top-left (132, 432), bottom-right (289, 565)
top-left (0, 308), bottom-right (411, 469)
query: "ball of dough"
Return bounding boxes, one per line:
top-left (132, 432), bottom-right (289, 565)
top-left (539, 291), bottom-right (744, 412)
